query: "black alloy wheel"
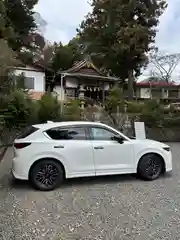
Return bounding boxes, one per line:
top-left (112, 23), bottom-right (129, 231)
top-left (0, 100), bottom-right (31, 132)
top-left (30, 159), bottom-right (64, 191)
top-left (138, 154), bottom-right (163, 180)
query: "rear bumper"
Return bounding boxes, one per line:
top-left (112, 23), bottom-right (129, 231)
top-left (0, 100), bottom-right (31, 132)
top-left (12, 169), bottom-right (27, 180)
top-left (12, 157), bottom-right (29, 180)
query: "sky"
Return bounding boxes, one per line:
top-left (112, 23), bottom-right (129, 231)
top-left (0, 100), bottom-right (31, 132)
top-left (34, 0), bottom-right (91, 44)
top-left (34, 0), bottom-right (180, 79)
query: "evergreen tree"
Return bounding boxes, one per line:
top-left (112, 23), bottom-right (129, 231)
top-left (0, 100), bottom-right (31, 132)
top-left (78, 0), bottom-right (167, 99)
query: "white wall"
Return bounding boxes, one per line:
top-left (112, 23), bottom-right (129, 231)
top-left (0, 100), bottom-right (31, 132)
top-left (140, 88), bottom-right (151, 99)
top-left (53, 86), bottom-right (65, 101)
top-left (104, 82), bottom-right (110, 90)
top-left (66, 77), bottom-right (78, 88)
top-left (65, 78), bottom-right (110, 90)
top-left (14, 67), bottom-right (45, 92)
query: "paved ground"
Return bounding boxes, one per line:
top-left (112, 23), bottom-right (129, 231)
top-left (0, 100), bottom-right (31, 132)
top-left (0, 144), bottom-right (180, 240)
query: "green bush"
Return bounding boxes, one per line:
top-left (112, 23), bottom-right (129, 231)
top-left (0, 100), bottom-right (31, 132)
top-left (126, 101), bottom-right (143, 113)
top-left (162, 117), bottom-right (180, 127)
top-left (1, 90), bottom-right (37, 129)
top-left (140, 100), bottom-right (164, 127)
top-left (105, 87), bottom-right (125, 113)
top-left (38, 93), bottom-right (61, 123)
top-left (63, 100), bottom-right (81, 121)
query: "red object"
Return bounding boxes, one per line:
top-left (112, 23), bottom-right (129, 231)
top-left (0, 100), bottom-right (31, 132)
top-left (136, 82), bottom-right (180, 87)
top-left (14, 143), bottom-right (31, 149)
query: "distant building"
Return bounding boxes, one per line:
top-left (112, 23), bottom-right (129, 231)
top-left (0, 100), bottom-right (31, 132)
top-left (13, 63), bottom-right (46, 100)
top-left (53, 59), bottom-right (119, 103)
top-left (136, 78), bottom-right (180, 100)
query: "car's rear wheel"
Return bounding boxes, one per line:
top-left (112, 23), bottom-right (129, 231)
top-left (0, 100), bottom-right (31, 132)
top-left (29, 159), bottom-right (64, 191)
top-left (137, 154), bottom-right (163, 180)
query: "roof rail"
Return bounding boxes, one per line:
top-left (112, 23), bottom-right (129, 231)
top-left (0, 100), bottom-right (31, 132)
top-left (47, 121), bottom-right (54, 123)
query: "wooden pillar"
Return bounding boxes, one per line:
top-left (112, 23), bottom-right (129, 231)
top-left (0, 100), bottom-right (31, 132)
top-left (102, 82), bottom-right (105, 104)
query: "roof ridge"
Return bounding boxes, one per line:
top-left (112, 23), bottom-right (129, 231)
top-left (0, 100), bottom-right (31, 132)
top-left (61, 59), bottom-right (104, 75)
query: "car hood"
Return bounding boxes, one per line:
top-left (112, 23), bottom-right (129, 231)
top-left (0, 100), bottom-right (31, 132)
top-left (131, 138), bottom-right (169, 148)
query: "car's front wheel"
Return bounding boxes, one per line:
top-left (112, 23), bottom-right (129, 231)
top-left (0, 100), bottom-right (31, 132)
top-left (137, 154), bottom-right (164, 181)
top-left (29, 159), bottom-right (64, 191)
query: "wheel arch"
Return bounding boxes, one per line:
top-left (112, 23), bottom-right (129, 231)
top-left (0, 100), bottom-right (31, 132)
top-left (28, 157), bottom-right (66, 180)
top-left (137, 152), bottom-right (166, 173)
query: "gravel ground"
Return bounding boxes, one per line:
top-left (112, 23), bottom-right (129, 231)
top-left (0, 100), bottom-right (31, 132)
top-left (0, 144), bottom-right (180, 240)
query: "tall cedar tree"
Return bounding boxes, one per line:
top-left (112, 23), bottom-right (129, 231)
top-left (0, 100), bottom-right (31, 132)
top-left (52, 39), bottom-right (83, 74)
top-left (4, 0), bottom-right (38, 51)
top-left (0, 1), bottom-right (14, 39)
top-left (78, 0), bottom-right (167, 99)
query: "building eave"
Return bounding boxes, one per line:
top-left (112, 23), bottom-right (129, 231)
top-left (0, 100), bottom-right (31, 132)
top-left (59, 72), bottom-right (119, 82)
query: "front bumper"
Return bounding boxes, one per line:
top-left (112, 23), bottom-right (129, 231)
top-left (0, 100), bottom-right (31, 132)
top-left (164, 150), bottom-right (173, 172)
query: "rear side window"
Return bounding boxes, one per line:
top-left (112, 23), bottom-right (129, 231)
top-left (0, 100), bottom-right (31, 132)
top-left (17, 126), bottom-right (38, 139)
top-left (46, 127), bottom-right (87, 140)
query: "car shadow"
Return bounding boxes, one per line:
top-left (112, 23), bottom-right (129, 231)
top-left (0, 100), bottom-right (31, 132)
top-left (62, 174), bottom-right (138, 188)
top-left (8, 172), bottom-right (173, 191)
top-left (9, 177), bottom-right (32, 190)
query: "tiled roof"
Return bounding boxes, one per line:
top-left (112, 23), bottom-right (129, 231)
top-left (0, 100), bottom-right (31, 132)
top-left (136, 82), bottom-right (179, 87)
top-left (60, 59), bottom-right (104, 76)
top-left (136, 78), bottom-right (179, 87)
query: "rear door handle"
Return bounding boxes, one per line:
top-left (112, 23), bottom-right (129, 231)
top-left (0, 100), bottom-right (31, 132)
top-left (94, 146), bottom-right (104, 149)
top-left (54, 145), bottom-right (64, 149)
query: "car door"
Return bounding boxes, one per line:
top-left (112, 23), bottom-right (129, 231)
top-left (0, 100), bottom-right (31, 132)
top-left (45, 125), bottom-right (95, 178)
top-left (89, 126), bottom-right (134, 176)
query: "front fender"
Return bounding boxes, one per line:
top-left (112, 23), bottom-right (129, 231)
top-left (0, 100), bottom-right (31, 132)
top-left (135, 148), bottom-right (166, 167)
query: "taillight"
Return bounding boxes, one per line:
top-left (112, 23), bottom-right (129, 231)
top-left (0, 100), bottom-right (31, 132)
top-left (14, 143), bottom-right (31, 149)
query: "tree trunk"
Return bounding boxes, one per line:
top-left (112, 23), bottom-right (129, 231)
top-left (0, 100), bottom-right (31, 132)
top-left (0, 147), bottom-right (8, 163)
top-left (128, 69), bottom-right (134, 100)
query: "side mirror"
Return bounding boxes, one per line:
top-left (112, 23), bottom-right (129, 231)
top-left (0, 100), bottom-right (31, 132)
top-left (112, 135), bottom-right (124, 144)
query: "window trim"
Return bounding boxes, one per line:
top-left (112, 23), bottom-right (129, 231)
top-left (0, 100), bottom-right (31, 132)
top-left (45, 125), bottom-right (88, 141)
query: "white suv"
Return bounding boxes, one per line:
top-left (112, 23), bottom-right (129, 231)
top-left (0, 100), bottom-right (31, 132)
top-left (12, 121), bottom-right (172, 191)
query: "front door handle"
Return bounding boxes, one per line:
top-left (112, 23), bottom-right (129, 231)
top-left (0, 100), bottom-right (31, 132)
top-left (94, 146), bottom-right (104, 149)
top-left (54, 145), bottom-right (64, 149)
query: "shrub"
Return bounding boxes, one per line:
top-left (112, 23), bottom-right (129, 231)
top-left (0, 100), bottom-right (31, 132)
top-left (1, 90), bottom-right (37, 129)
top-left (126, 101), bottom-right (143, 113)
top-left (105, 87), bottom-right (124, 113)
top-left (38, 93), bottom-right (61, 123)
top-left (162, 117), bottom-right (180, 127)
top-left (63, 100), bottom-right (81, 121)
top-left (140, 100), bottom-right (164, 127)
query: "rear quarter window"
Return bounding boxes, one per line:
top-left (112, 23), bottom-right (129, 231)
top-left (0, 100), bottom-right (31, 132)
top-left (46, 127), bottom-right (87, 140)
top-left (17, 126), bottom-right (38, 139)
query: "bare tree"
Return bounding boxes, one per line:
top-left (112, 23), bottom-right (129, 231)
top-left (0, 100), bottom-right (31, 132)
top-left (150, 50), bottom-right (180, 82)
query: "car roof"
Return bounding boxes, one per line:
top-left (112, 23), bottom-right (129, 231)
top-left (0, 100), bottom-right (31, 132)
top-left (33, 121), bottom-right (107, 131)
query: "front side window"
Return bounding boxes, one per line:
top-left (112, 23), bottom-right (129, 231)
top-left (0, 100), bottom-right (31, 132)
top-left (91, 127), bottom-right (118, 141)
top-left (46, 127), bottom-right (86, 140)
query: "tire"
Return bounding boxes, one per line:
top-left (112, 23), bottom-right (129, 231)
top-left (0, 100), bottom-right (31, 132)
top-left (137, 154), bottom-right (163, 181)
top-left (29, 159), bottom-right (64, 191)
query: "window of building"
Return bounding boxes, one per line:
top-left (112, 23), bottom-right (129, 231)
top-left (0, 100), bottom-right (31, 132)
top-left (46, 127), bottom-right (87, 140)
top-left (16, 75), bottom-right (35, 90)
top-left (24, 77), bottom-right (35, 89)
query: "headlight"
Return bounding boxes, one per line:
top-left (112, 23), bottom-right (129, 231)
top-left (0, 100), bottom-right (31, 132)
top-left (163, 147), bottom-right (170, 152)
